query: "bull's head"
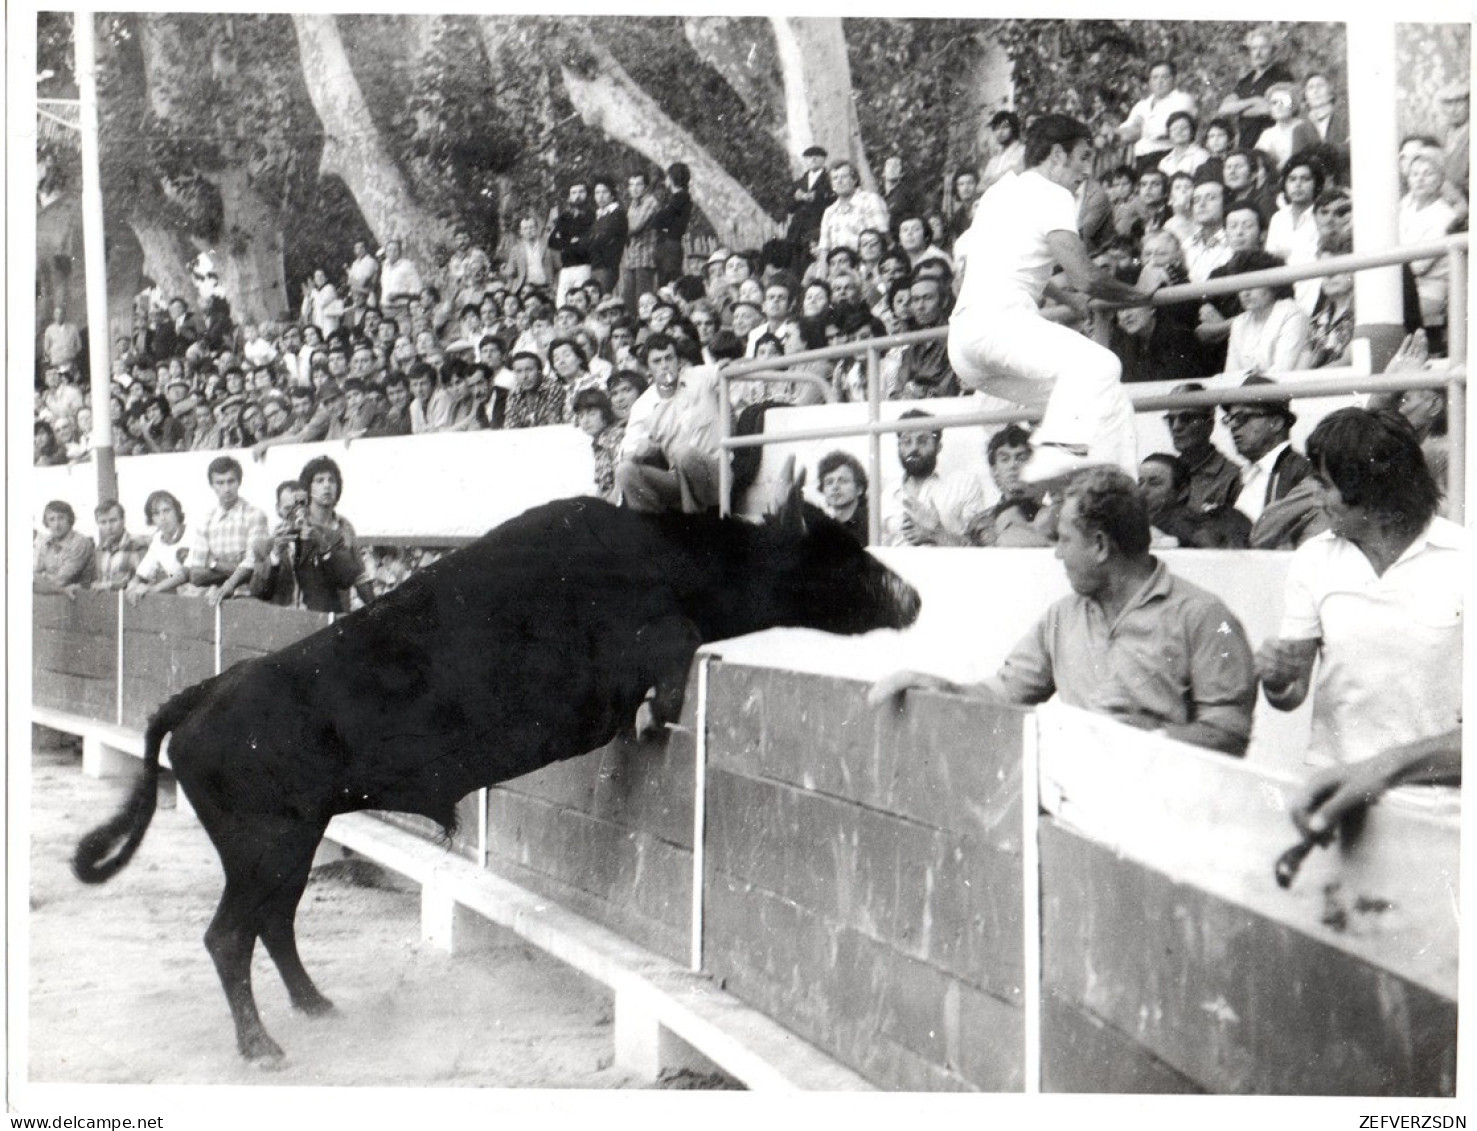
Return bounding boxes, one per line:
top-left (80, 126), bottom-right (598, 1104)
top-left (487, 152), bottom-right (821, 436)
top-left (756, 463), bottom-right (921, 636)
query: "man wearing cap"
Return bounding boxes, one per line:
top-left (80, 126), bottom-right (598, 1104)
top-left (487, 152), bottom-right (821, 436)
top-left (949, 114), bottom-right (1166, 483)
top-left (1440, 81), bottom-right (1470, 197)
top-left (1222, 375), bottom-right (1320, 549)
top-left (1163, 383), bottom-right (1243, 517)
top-left (786, 146), bottom-right (836, 252)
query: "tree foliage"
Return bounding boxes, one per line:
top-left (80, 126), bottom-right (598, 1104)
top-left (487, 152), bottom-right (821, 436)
top-left (37, 13), bottom-right (1462, 327)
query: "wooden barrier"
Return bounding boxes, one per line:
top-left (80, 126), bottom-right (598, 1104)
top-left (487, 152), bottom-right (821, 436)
top-left (30, 580), bottom-right (1459, 1094)
top-left (701, 664), bottom-right (1026, 1091)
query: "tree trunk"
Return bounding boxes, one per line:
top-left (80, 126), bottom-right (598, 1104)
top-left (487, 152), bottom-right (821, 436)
top-left (205, 165), bottom-right (290, 323)
top-left (291, 13), bottom-right (450, 263)
top-left (682, 17), bottom-right (784, 146)
top-left (553, 30), bottom-right (779, 251)
top-left (127, 211), bottom-right (197, 307)
top-left (769, 17), bottom-right (874, 187)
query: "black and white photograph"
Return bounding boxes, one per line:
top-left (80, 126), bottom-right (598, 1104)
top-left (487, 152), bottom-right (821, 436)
top-left (9, 4), bottom-right (1472, 1125)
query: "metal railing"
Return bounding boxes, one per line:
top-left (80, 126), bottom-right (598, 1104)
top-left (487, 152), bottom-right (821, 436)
top-left (715, 235), bottom-right (1468, 542)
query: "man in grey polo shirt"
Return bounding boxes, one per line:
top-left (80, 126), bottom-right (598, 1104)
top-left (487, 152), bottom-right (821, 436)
top-left (869, 467), bottom-right (1257, 756)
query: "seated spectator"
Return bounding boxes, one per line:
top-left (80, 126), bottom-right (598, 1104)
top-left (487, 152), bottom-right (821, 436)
top-left (1197, 118), bottom-right (1235, 182)
top-left (1367, 330), bottom-right (1452, 504)
top-left (91, 499), bottom-right (149, 590)
top-left (503, 350), bottom-right (569, 429)
top-left (896, 216), bottom-right (951, 274)
top-left (35, 500), bottom-right (97, 594)
top-left (1222, 250), bottom-right (1311, 374)
top-left (1104, 164), bottom-right (1146, 239)
top-left (1254, 83), bottom-right (1319, 172)
top-left (881, 410), bottom-right (988, 547)
top-left (1307, 231), bottom-right (1356, 367)
top-left (1157, 111), bottom-right (1210, 178)
top-left (1163, 172), bottom-right (1197, 247)
top-left (1134, 168), bottom-right (1172, 233)
top-left (40, 363), bottom-right (84, 426)
top-left (34, 420), bottom-right (67, 466)
top-left (1222, 149), bottom-right (1276, 225)
top-left (1267, 157), bottom-right (1325, 314)
top-left (817, 450), bottom-right (869, 544)
top-left (67, 407), bottom-right (94, 463)
top-left (126, 490), bottom-right (195, 603)
top-left (572, 387), bottom-right (623, 502)
top-left (1221, 376), bottom-right (1325, 549)
top-left (606, 369), bottom-right (647, 426)
top-left (1301, 73), bottom-right (1350, 184)
top-left (1139, 452), bottom-right (1250, 548)
top-left (1162, 384), bottom-right (1243, 517)
top-left (369, 373), bottom-right (413, 437)
top-left (1399, 144), bottom-right (1459, 355)
top-left (871, 467), bottom-right (1256, 756)
top-left (614, 333), bottom-right (729, 514)
top-left (1256, 408), bottom-right (1464, 835)
top-left (186, 455), bottom-right (270, 607)
top-left (892, 273), bottom-right (958, 398)
top-left (972, 424), bottom-right (1050, 547)
top-left (1111, 230), bottom-right (1203, 384)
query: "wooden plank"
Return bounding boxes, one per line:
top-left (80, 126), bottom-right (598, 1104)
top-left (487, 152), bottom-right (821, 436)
top-left (219, 602), bottom-right (329, 655)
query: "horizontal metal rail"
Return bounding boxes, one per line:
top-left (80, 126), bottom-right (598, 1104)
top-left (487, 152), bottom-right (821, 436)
top-left (715, 235), bottom-right (1468, 535)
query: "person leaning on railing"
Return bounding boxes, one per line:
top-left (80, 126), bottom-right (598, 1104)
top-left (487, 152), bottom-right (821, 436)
top-left (1256, 408), bottom-right (1464, 837)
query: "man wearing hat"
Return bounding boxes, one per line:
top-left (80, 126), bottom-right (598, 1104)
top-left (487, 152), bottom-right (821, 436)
top-left (785, 145), bottom-right (836, 252)
top-left (1439, 80), bottom-right (1469, 197)
top-left (1222, 375), bottom-right (1311, 529)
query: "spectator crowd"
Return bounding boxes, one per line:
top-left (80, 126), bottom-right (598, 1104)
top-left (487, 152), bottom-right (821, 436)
top-left (34, 27), bottom-right (1467, 569)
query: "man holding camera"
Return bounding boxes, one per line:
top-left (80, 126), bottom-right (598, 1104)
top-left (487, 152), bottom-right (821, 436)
top-left (250, 456), bottom-right (374, 614)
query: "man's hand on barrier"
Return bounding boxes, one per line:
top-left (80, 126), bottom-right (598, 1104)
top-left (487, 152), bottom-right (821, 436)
top-left (867, 669), bottom-right (955, 709)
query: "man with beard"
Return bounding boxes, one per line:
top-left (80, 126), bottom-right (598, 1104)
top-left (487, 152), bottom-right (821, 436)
top-left (870, 467), bottom-right (1256, 757)
top-left (880, 409), bottom-right (988, 547)
top-left (548, 180), bottom-right (595, 307)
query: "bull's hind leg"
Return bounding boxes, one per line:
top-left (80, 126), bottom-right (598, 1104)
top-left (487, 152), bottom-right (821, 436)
top-left (255, 821), bottom-right (335, 1017)
top-left (204, 817), bottom-right (332, 1061)
top-left (204, 878), bottom-right (282, 1062)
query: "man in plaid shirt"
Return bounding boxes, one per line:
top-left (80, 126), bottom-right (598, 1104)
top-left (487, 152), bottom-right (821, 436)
top-left (187, 455), bottom-right (269, 608)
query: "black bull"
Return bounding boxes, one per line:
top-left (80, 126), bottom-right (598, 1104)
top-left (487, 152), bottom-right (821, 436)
top-left (73, 493), bottom-right (921, 1061)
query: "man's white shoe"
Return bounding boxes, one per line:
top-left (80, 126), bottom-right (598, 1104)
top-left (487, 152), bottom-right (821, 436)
top-left (1018, 442), bottom-right (1106, 486)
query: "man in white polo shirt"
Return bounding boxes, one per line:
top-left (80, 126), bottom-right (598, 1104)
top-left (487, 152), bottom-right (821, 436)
top-left (949, 114), bottom-right (1166, 483)
top-left (1256, 408), bottom-right (1464, 837)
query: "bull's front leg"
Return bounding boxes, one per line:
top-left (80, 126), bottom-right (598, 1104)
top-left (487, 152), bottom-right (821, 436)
top-left (630, 615), bottom-right (702, 740)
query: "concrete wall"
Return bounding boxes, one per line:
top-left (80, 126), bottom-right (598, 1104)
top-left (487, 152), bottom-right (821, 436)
top-left (31, 427), bottom-right (597, 543)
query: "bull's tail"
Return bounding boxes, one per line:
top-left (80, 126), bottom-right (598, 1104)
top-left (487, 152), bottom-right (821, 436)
top-left (72, 683), bottom-right (208, 884)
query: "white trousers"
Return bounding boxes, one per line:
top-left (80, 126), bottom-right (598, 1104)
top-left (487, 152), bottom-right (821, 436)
top-left (948, 302), bottom-right (1138, 475)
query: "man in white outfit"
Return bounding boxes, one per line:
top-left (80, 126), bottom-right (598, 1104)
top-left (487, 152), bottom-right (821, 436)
top-left (949, 114), bottom-right (1165, 483)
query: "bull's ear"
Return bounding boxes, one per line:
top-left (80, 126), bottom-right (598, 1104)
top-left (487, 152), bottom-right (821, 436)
top-left (773, 457), bottom-right (808, 537)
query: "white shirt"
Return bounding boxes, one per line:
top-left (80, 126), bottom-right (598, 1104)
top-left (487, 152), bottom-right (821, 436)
top-left (1225, 299), bottom-right (1310, 376)
top-left (1265, 205), bottom-right (1321, 314)
top-left (1233, 439), bottom-right (1290, 523)
top-left (1279, 518), bottom-right (1467, 766)
top-left (1122, 89), bottom-right (1197, 158)
top-left (952, 169), bottom-right (1078, 319)
top-left (881, 471), bottom-right (989, 547)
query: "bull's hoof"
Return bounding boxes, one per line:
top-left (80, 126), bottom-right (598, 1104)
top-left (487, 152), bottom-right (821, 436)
top-left (239, 1033), bottom-right (285, 1064)
top-left (293, 994), bottom-right (337, 1018)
